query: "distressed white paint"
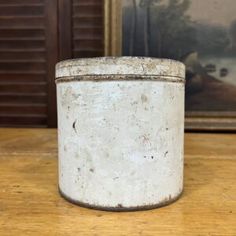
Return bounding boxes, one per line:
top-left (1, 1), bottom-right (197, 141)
top-left (56, 57), bottom-right (185, 210)
top-left (56, 57), bottom-right (185, 79)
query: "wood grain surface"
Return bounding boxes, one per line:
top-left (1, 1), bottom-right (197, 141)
top-left (0, 128), bottom-right (235, 235)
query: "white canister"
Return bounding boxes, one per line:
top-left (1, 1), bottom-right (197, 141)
top-left (55, 57), bottom-right (185, 211)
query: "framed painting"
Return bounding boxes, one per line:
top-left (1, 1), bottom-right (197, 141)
top-left (104, 0), bottom-right (236, 131)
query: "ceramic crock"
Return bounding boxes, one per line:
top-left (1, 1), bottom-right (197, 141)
top-left (55, 57), bottom-right (185, 211)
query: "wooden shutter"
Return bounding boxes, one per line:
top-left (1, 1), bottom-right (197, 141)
top-left (0, 0), bottom-right (104, 127)
top-left (72, 0), bottom-right (104, 58)
top-left (0, 0), bottom-right (58, 127)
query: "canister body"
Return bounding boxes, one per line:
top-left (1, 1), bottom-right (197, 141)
top-left (57, 78), bottom-right (185, 210)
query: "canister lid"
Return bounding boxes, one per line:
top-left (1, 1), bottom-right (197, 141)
top-left (55, 57), bottom-right (185, 82)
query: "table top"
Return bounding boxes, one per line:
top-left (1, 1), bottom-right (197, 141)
top-left (0, 128), bottom-right (235, 235)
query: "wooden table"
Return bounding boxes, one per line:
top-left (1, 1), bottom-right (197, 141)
top-left (0, 129), bottom-right (235, 235)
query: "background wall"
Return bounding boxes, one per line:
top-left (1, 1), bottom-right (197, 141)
top-left (0, 0), bottom-right (104, 127)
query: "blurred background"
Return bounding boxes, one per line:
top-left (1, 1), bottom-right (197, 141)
top-left (0, 0), bottom-right (104, 128)
top-left (1, 0), bottom-right (235, 130)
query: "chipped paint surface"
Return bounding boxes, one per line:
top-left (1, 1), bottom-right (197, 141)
top-left (56, 57), bottom-right (185, 80)
top-left (56, 57), bottom-right (185, 210)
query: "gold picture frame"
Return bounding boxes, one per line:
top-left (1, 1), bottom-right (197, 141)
top-left (104, 0), bottom-right (122, 56)
top-left (103, 0), bottom-right (236, 131)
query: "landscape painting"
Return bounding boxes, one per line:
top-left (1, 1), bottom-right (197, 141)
top-left (122, 0), bottom-right (236, 129)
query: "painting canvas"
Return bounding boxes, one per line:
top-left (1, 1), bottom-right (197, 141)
top-left (122, 0), bottom-right (236, 130)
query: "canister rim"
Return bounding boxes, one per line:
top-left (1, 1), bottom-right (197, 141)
top-left (55, 57), bottom-right (185, 82)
